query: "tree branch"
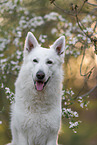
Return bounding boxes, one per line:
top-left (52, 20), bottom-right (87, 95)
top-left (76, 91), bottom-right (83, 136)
top-left (87, 1), bottom-right (97, 7)
top-left (80, 47), bottom-right (95, 77)
top-left (77, 0), bottom-right (87, 14)
top-left (50, 0), bottom-right (97, 51)
top-left (53, 1), bottom-right (75, 16)
top-left (79, 84), bottom-right (97, 98)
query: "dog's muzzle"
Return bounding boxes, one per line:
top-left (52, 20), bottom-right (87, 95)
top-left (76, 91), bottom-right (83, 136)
top-left (34, 71), bottom-right (50, 91)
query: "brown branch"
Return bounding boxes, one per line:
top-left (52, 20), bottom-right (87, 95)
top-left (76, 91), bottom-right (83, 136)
top-left (93, 21), bottom-right (97, 32)
top-left (53, 2), bottom-right (75, 16)
top-left (77, 0), bottom-right (87, 14)
top-left (74, 84), bottom-right (97, 100)
top-left (87, 1), bottom-right (97, 7)
top-left (51, 0), bottom-right (97, 46)
top-left (74, 80), bottom-right (97, 100)
top-left (75, 10), bottom-right (97, 50)
top-left (79, 84), bottom-right (97, 98)
top-left (52, 0), bottom-right (88, 16)
top-left (80, 47), bottom-right (95, 77)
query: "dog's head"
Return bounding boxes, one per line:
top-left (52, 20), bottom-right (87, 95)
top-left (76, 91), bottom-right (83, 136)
top-left (23, 32), bottom-right (65, 91)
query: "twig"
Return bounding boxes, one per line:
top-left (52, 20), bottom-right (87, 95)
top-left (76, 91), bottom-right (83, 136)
top-left (80, 48), bottom-right (95, 77)
top-left (51, 0), bottom-right (97, 46)
top-left (79, 84), bottom-right (97, 98)
top-left (87, 2), bottom-right (97, 7)
top-left (53, 2), bottom-right (75, 16)
top-left (74, 79), bottom-right (97, 100)
top-left (52, 0), bottom-right (88, 16)
top-left (75, 13), bottom-right (91, 39)
top-left (74, 83), bottom-right (85, 100)
top-left (75, 11), bottom-right (97, 51)
top-left (93, 21), bottom-right (97, 32)
top-left (77, 0), bottom-right (87, 14)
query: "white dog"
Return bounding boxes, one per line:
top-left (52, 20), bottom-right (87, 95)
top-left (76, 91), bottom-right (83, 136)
top-left (8, 32), bottom-right (65, 145)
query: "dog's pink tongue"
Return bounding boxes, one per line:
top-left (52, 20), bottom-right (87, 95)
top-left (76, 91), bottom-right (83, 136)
top-left (36, 81), bottom-right (44, 91)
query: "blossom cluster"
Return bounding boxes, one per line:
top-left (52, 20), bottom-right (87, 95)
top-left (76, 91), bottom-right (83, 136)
top-left (1, 83), bottom-right (15, 104)
top-left (62, 107), bottom-right (81, 133)
top-left (62, 108), bottom-right (79, 118)
top-left (62, 88), bottom-right (90, 132)
top-left (0, 0), bottom-right (23, 14)
top-left (62, 88), bottom-right (75, 107)
top-left (78, 96), bottom-right (90, 109)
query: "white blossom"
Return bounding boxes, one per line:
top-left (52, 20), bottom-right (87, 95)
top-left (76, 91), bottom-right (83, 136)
top-left (0, 121), bottom-right (2, 125)
top-left (39, 35), bottom-right (47, 44)
top-left (44, 12), bottom-right (59, 21)
top-left (69, 121), bottom-right (79, 128)
top-left (51, 28), bottom-right (58, 34)
top-left (5, 87), bottom-right (10, 94)
top-left (80, 103), bottom-right (84, 108)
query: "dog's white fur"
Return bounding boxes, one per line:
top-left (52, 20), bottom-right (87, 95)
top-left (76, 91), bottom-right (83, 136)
top-left (8, 32), bottom-right (65, 145)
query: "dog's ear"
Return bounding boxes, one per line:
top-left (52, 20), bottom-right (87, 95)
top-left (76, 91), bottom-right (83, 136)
top-left (52, 36), bottom-right (65, 62)
top-left (24, 32), bottom-right (39, 52)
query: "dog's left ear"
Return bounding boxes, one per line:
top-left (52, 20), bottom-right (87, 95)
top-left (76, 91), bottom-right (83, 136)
top-left (24, 32), bottom-right (39, 53)
top-left (52, 36), bottom-right (65, 62)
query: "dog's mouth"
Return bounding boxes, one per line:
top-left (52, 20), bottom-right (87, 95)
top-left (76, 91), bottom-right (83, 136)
top-left (34, 77), bottom-right (50, 91)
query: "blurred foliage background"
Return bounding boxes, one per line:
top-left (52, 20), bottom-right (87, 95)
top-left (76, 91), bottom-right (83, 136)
top-left (0, 0), bottom-right (97, 145)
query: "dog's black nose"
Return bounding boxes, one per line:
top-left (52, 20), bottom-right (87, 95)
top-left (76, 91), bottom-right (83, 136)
top-left (36, 71), bottom-right (45, 80)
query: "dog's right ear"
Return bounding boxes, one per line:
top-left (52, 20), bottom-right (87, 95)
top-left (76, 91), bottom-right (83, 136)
top-left (51, 36), bottom-right (65, 63)
top-left (24, 32), bottom-right (39, 53)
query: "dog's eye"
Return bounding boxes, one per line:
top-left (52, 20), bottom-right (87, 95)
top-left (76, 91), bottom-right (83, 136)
top-left (33, 59), bottom-right (38, 63)
top-left (46, 60), bottom-right (53, 64)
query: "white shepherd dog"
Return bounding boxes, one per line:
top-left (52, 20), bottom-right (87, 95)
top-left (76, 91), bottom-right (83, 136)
top-left (8, 32), bottom-right (65, 145)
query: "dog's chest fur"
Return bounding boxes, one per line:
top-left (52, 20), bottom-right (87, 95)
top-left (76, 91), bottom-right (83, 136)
top-left (14, 93), bottom-right (61, 145)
